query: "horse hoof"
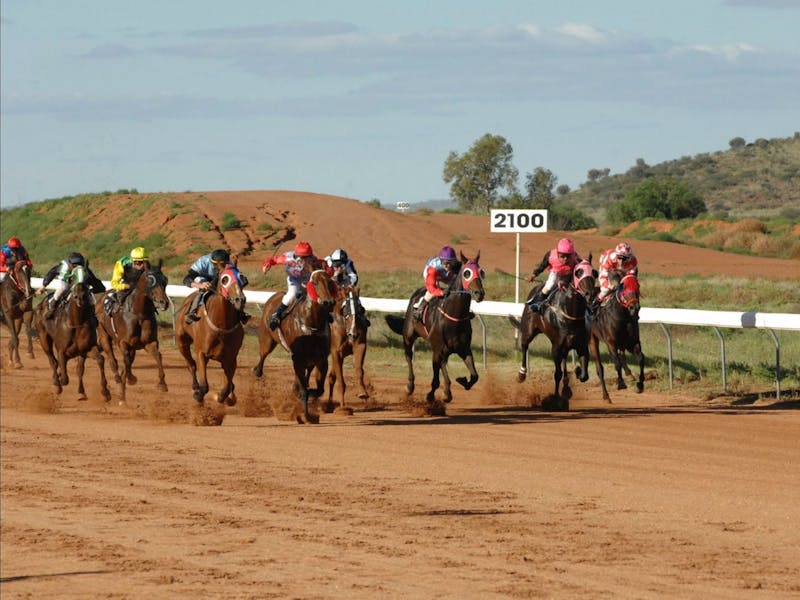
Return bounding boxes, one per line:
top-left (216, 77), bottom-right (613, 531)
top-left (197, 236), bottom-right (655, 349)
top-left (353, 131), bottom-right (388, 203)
top-left (193, 391), bottom-right (204, 402)
top-left (252, 366), bottom-right (262, 378)
top-left (636, 383), bottom-right (644, 393)
top-left (13, 362), bottom-right (23, 370)
top-left (617, 381), bottom-right (628, 391)
top-left (158, 383), bottom-right (168, 392)
top-left (77, 394), bottom-right (88, 402)
top-left (114, 374), bottom-right (122, 384)
top-left (127, 375), bottom-right (138, 385)
top-left (225, 393), bottom-right (237, 407)
top-left (357, 391), bottom-right (369, 400)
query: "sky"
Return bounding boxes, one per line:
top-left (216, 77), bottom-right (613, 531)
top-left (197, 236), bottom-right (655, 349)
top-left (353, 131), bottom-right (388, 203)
top-left (2, 0), bottom-right (799, 209)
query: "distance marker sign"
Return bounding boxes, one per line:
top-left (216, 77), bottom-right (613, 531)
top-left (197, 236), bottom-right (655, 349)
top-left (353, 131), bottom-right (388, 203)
top-left (489, 209), bottom-right (548, 233)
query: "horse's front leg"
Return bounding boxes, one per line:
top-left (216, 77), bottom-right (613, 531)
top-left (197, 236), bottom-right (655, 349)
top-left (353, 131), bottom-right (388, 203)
top-left (24, 311), bottom-right (35, 359)
top-left (216, 356), bottom-right (237, 406)
top-left (426, 353), bottom-right (443, 403)
top-left (439, 357), bottom-right (453, 404)
top-left (352, 341), bottom-right (369, 400)
top-left (634, 344), bottom-right (645, 394)
top-left (193, 352), bottom-right (210, 403)
top-left (75, 355), bottom-right (88, 400)
top-left (589, 334), bottom-right (611, 403)
top-left (292, 361), bottom-right (312, 424)
top-left (404, 339), bottom-right (416, 395)
top-left (328, 350), bottom-right (346, 410)
top-left (455, 350), bottom-right (479, 391)
top-left (90, 346), bottom-right (111, 401)
top-left (551, 347), bottom-right (564, 399)
top-left (57, 350), bottom-right (70, 386)
top-left (5, 316), bottom-right (22, 368)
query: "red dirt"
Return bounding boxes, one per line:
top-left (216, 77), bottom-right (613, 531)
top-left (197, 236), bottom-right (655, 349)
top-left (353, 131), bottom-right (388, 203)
top-left (2, 190), bottom-right (799, 598)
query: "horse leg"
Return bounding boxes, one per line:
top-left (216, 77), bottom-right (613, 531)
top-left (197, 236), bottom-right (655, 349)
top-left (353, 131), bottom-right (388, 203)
top-left (403, 338), bottom-right (416, 395)
top-left (24, 311), bottom-right (35, 358)
top-left (121, 343), bottom-right (137, 385)
top-left (426, 353), bottom-right (443, 403)
top-left (194, 352), bottom-right (210, 403)
top-left (589, 333), bottom-right (612, 403)
top-left (575, 348), bottom-right (590, 383)
top-left (145, 340), bottom-right (168, 392)
top-left (607, 344), bottom-right (627, 391)
top-left (455, 350), bottom-right (479, 391)
top-left (90, 346), bottom-right (111, 402)
top-left (634, 343), bottom-right (645, 394)
top-left (329, 350), bottom-right (346, 411)
top-left (97, 326), bottom-right (122, 384)
top-left (57, 349), bottom-right (70, 386)
top-left (551, 347), bottom-right (564, 399)
top-left (75, 355), bottom-right (88, 400)
top-left (292, 360), bottom-right (312, 424)
top-left (217, 356), bottom-right (237, 406)
top-left (252, 334), bottom-right (277, 378)
top-left (176, 334), bottom-right (200, 393)
top-left (439, 357), bottom-right (453, 404)
top-left (39, 331), bottom-right (62, 392)
top-left (4, 314), bottom-right (22, 368)
top-left (352, 341), bottom-right (369, 400)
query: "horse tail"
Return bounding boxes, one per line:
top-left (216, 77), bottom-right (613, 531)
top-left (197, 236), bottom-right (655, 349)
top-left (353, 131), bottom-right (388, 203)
top-left (508, 315), bottom-right (521, 331)
top-left (385, 314), bottom-right (405, 335)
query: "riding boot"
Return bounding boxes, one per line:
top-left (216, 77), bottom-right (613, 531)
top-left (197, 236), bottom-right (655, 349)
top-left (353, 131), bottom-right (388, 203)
top-left (413, 299), bottom-right (427, 321)
top-left (526, 291), bottom-right (547, 313)
top-left (43, 298), bottom-right (56, 320)
top-left (239, 310), bottom-right (251, 324)
top-left (185, 294), bottom-right (202, 324)
top-left (269, 303), bottom-right (288, 331)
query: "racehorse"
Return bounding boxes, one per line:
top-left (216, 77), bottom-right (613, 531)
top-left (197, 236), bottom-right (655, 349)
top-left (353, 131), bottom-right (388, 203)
top-left (95, 262), bottom-right (171, 403)
top-left (253, 268), bottom-right (336, 423)
top-left (35, 265), bottom-right (111, 400)
top-left (324, 285), bottom-right (371, 413)
top-left (509, 258), bottom-right (596, 409)
top-left (174, 265), bottom-right (246, 406)
top-left (589, 273), bottom-right (645, 402)
top-left (385, 251), bottom-right (485, 404)
top-left (0, 260), bottom-right (35, 368)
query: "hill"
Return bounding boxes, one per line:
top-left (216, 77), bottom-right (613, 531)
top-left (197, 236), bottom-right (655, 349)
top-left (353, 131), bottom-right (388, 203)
top-left (565, 133), bottom-right (800, 224)
top-left (0, 190), bottom-right (794, 281)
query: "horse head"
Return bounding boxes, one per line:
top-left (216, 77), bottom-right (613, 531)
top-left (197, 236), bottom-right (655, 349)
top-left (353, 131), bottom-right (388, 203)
top-left (573, 257), bottom-right (598, 305)
top-left (458, 251), bottom-right (485, 303)
top-left (306, 269), bottom-right (336, 312)
top-left (617, 274), bottom-right (640, 318)
top-left (69, 265), bottom-right (92, 308)
top-left (217, 265), bottom-right (247, 312)
top-left (144, 261), bottom-right (170, 312)
top-left (10, 260), bottom-right (33, 296)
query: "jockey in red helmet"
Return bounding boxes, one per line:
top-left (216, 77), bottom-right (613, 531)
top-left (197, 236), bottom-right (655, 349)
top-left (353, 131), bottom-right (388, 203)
top-left (0, 237), bottom-right (33, 280)
top-left (412, 246), bottom-right (462, 321)
top-left (262, 241), bottom-right (328, 330)
top-left (595, 241), bottom-right (639, 309)
top-left (525, 237), bottom-right (583, 312)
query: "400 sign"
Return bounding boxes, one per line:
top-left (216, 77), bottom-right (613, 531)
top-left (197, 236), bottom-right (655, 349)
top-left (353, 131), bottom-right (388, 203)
top-left (489, 209), bottom-right (548, 233)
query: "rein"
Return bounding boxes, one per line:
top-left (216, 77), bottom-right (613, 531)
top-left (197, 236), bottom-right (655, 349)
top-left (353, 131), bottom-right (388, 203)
top-left (203, 310), bottom-right (242, 334)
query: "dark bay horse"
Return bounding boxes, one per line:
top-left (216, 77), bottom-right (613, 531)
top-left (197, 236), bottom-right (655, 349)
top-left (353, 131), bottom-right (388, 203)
top-left (175, 265), bottom-right (246, 405)
top-left (95, 262), bottom-right (171, 403)
top-left (589, 274), bottom-right (645, 402)
top-left (253, 268), bottom-right (336, 423)
top-left (0, 260), bottom-right (35, 368)
top-left (509, 258), bottom-right (596, 409)
top-left (35, 266), bottom-right (110, 400)
top-left (324, 285), bottom-right (371, 413)
top-left (385, 252), bottom-right (485, 404)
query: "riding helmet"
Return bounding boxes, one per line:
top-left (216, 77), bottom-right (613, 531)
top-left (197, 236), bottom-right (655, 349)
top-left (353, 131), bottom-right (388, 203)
top-left (557, 238), bottom-right (575, 255)
top-left (438, 246), bottom-right (457, 261)
top-left (294, 241), bottom-right (313, 257)
top-left (68, 251), bottom-right (86, 266)
top-left (331, 248), bottom-right (348, 265)
top-left (210, 248), bottom-right (230, 265)
top-left (130, 246), bottom-right (148, 261)
top-left (615, 242), bottom-right (632, 258)
top-left (7, 237), bottom-right (21, 249)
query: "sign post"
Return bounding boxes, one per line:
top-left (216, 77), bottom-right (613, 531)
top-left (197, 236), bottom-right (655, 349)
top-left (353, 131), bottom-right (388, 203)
top-left (489, 209), bottom-right (548, 304)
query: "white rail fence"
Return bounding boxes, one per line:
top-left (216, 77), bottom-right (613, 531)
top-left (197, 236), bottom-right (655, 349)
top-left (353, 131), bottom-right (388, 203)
top-left (33, 278), bottom-right (800, 399)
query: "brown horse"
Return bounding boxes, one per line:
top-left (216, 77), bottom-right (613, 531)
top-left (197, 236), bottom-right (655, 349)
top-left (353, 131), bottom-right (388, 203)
top-left (509, 258), bottom-right (596, 409)
top-left (95, 262), bottom-right (171, 403)
top-left (385, 252), bottom-right (485, 404)
top-left (323, 285), bottom-right (371, 413)
top-left (174, 265), bottom-right (246, 405)
top-left (589, 274), bottom-right (645, 402)
top-left (253, 268), bottom-right (336, 423)
top-left (0, 260), bottom-right (35, 368)
top-left (35, 266), bottom-right (110, 400)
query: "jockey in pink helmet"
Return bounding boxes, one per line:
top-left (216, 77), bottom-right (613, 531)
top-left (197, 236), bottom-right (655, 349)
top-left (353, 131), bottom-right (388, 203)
top-left (525, 237), bottom-right (583, 312)
top-left (595, 242), bottom-right (639, 309)
top-left (412, 246), bottom-right (461, 321)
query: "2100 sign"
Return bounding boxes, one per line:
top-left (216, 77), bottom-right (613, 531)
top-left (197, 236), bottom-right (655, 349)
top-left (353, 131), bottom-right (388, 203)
top-left (489, 209), bottom-right (548, 233)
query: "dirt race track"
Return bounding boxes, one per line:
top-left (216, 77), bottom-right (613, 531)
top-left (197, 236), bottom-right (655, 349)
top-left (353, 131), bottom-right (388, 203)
top-left (1, 324), bottom-right (799, 599)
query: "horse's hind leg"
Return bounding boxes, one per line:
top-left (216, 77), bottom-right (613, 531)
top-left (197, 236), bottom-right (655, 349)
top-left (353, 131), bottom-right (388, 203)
top-left (353, 342), bottom-right (369, 400)
top-left (91, 347), bottom-right (111, 401)
top-left (403, 338), bottom-right (416, 395)
top-left (75, 356), bottom-right (88, 400)
top-left (5, 316), bottom-right (22, 368)
top-left (426, 354), bottom-right (444, 403)
top-left (24, 311), bottom-right (35, 358)
top-left (589, 334), bottom-right (611, 403)
top-left (634, 345), bottom-right (645, 394)
top-left (193, 352), bottom-right (210, 403)
top-left (176, 334), bottom-right (200, 393)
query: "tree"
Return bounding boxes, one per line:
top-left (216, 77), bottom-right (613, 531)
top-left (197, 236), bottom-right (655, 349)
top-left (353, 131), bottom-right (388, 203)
top-left (523, 167), bottom-right (557, 210)
top-left (607, 177), bottom-right (706, 224)
top-left (729, 136), bottom-right (746, 149)
top-left (443, 134), bottom-right (518, 213)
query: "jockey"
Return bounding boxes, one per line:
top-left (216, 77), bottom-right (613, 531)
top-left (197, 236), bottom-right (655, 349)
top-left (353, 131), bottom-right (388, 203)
top-left (325, 248), bottom-right (359, 288)
top-left (182, 248), bottom-right (250, 324)
top-left (105, 246), bottom-right (149, 315)
top-left (412, 246), bottom-right (461, 321)
top-left (36, 252), bottom-right (106, 319)
top-left (262, 241), bottom-right (328, 330)
top-left (525, 237), bottom-right (583, 312)
top-left (595, 242), bottom-right (639, 310)
top-left (0, 237), bottom-right (33, 281)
